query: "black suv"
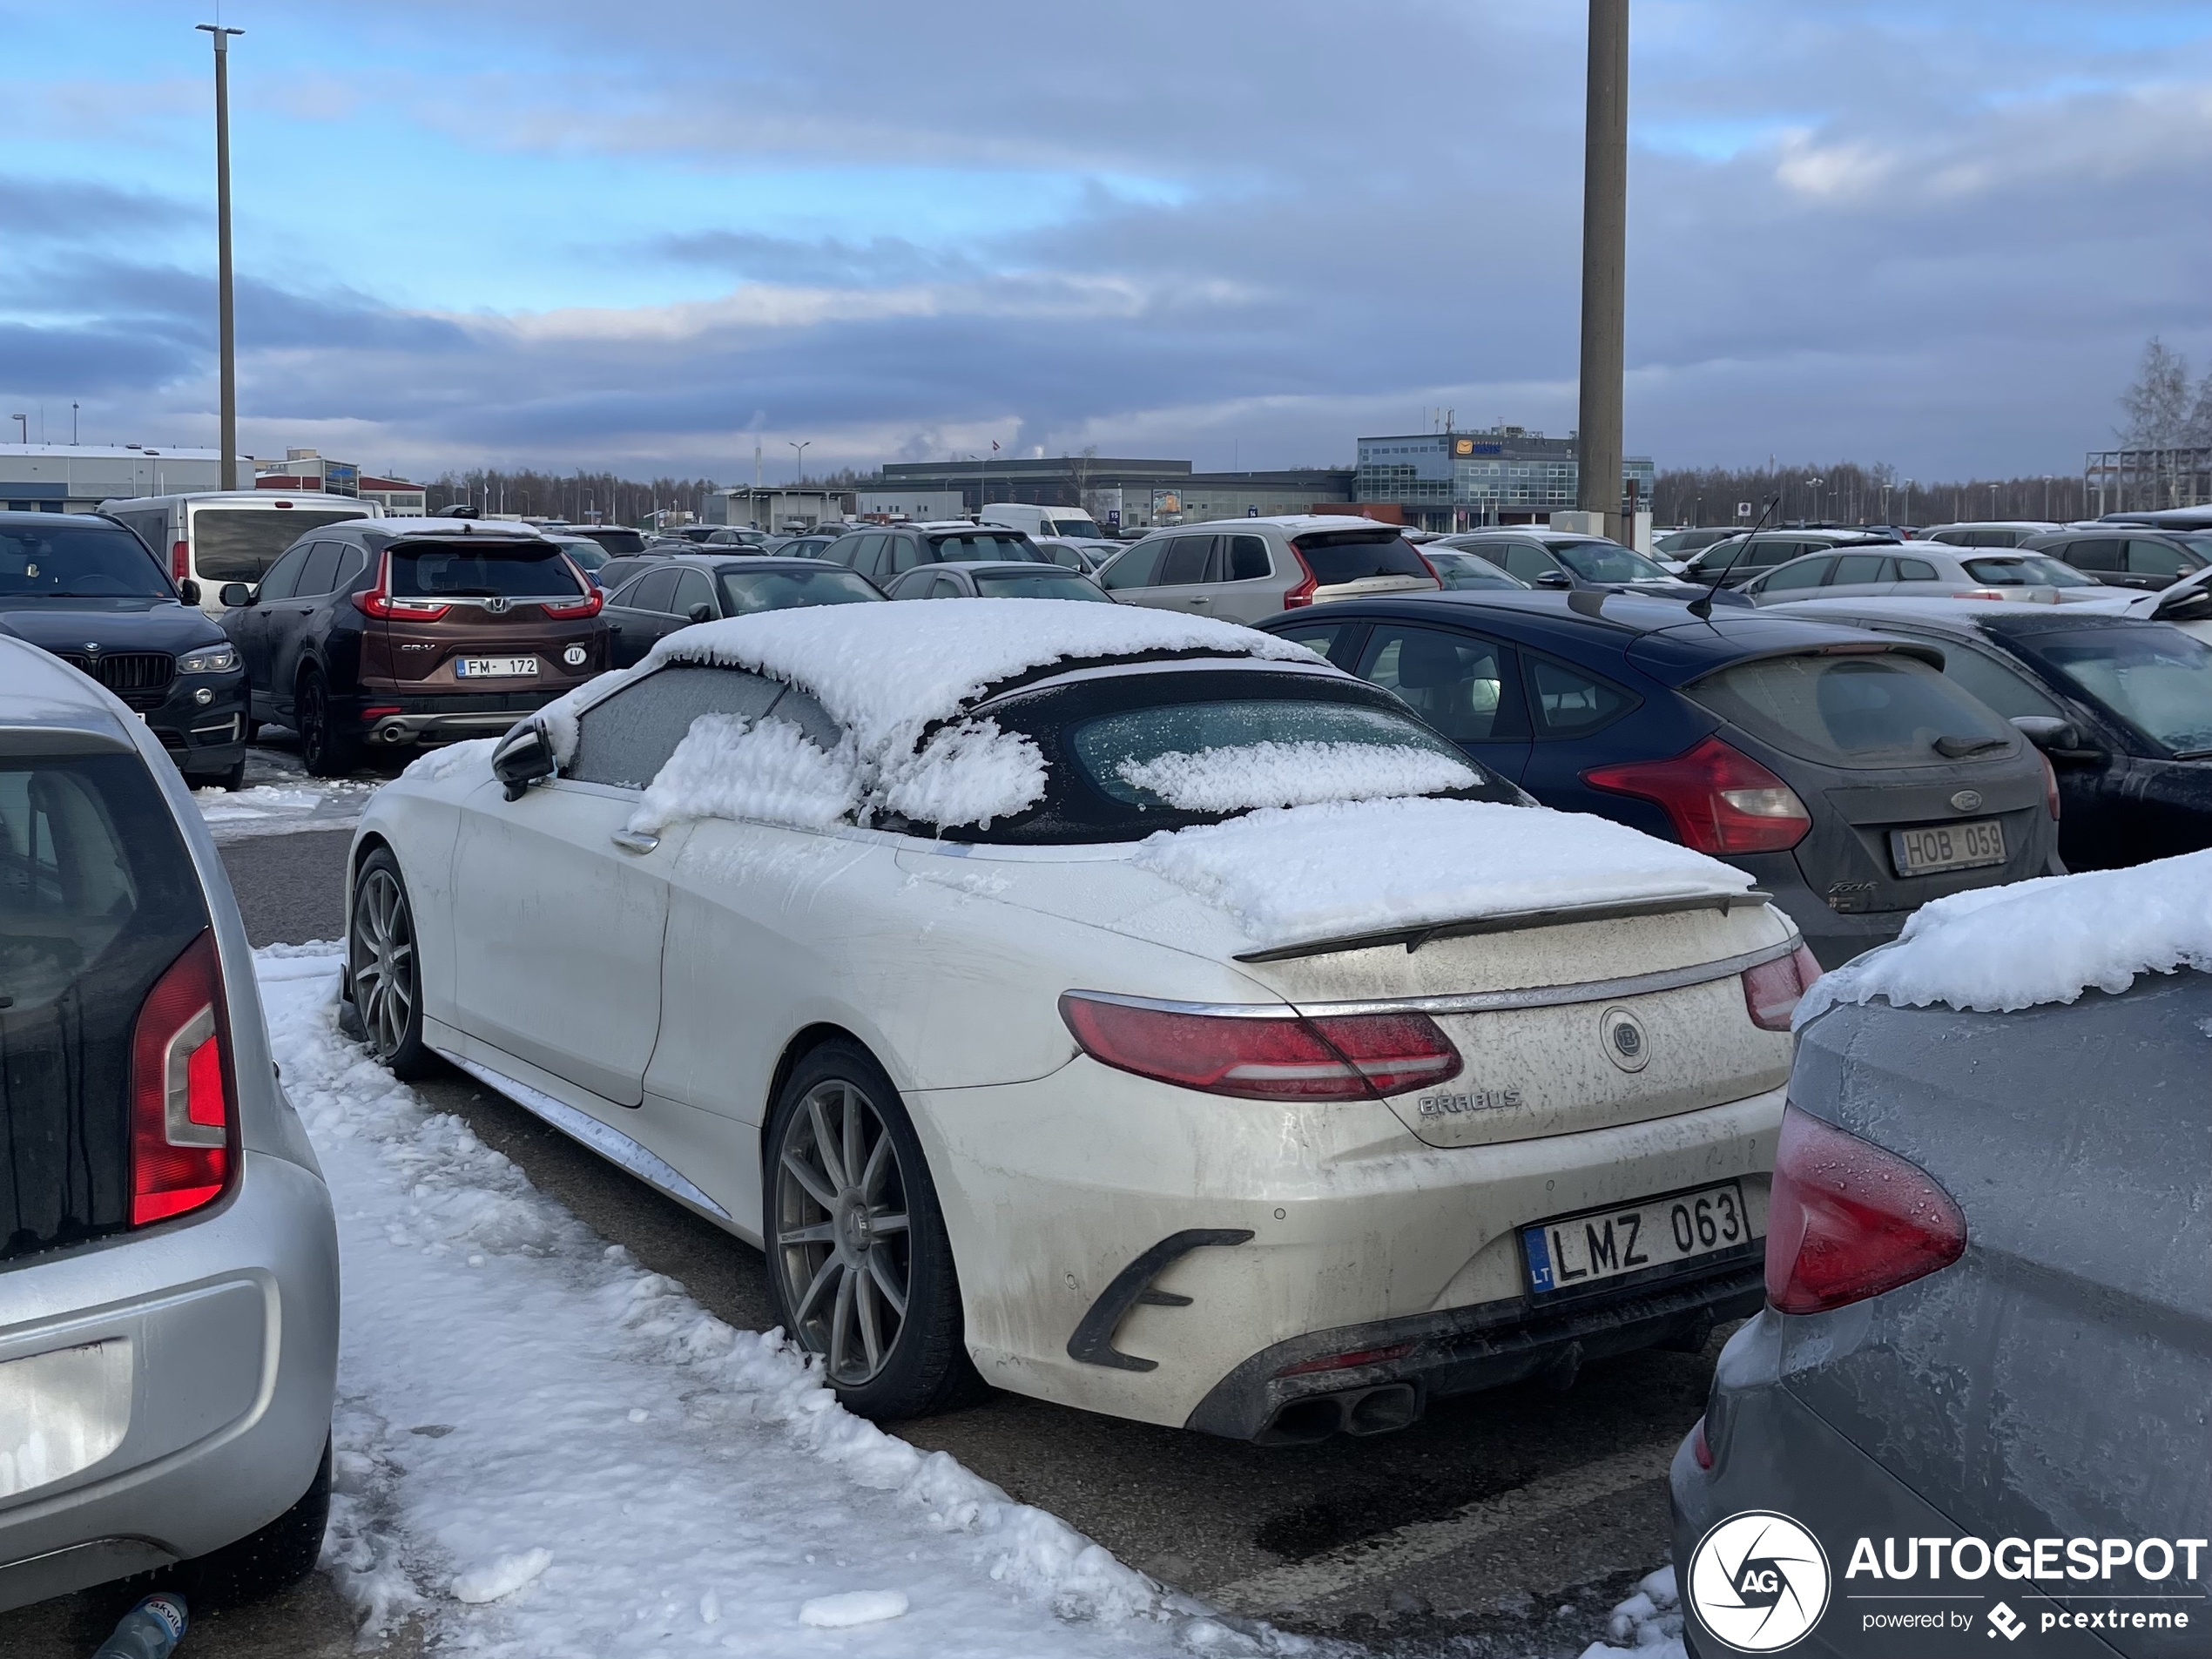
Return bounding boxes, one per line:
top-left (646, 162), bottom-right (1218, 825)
top-left (821, 524), bottom-right (1042, 586)
top-left (0, 510), bottom-right (249, 788)
top-left (2020, 526), bottom-right (2212, 592)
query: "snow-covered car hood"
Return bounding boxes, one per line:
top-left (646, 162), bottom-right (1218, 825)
top-left (901, 797), bottom-right (1755, 964)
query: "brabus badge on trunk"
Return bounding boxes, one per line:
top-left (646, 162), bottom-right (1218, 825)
top-left (1600, 1007), bottom-right (1651, 1073)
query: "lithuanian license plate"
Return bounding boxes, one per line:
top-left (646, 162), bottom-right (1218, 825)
top-left (1890, 818), bottom-right (2005, 877)
top-left (1522, 1181), bottom-right (1751, 1296)
top-left (455, 656), bottom-right (538, 678)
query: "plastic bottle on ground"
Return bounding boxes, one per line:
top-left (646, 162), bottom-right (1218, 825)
top-left (91, 1594), bottom-right (189, 1659)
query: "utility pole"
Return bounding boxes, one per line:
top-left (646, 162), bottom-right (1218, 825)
top-left (1575, 0), bottom-right (1629, 543)
top-left (198, 22), bottom-right (244, 489)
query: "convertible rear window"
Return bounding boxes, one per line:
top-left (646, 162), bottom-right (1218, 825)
top-left (389, 540), bottom-right (587, 599)
top-left (0, 752), bottom-right (211, 1263)
top-left (1688, 652), bottom-right (2017, 770)
top-left (1291, 532), bottom-right (1431, 585)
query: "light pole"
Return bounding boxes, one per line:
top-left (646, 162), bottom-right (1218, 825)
top-left (1989, 482), bottom-right (2000, 518)
top-left (197, 22), bottom-right (244, 489)
top-left (1804, 475), bottom-right (1824, 525)
top-left (2042, 475), bottom-right (2053, 521)
top-left (71, 402), bottom-right (79, 445)
top-left (10, 414), bottom-right (24, 443)
top-left (788, 441), bottom-right (809, 483)
top-left (1575, 0), bottom-right (1629, 544)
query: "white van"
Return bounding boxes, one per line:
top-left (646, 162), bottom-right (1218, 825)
top-left (979, 502), bottom-right (1111, 541)
top-left (99, 492), bottom-right (383, 615)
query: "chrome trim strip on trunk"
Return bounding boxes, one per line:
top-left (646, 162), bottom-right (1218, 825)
top-left (432, 1049), bottom-right (732, 1222)
top-left (1067, 936), bottom-right (1803, 1023)
top-left (1231, 889), bottom-right (1775, 964)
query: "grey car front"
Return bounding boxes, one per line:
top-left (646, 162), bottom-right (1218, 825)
top-left (1670, 941), bottom-right (2209, 1657)
top-left (0, 637), bottom-right (338, 1612)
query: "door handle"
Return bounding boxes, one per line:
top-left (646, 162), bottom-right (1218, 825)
top-left (610, 830), bottom-right (660, 854)
top-left (1188, 594), bottom-right (1211, 606)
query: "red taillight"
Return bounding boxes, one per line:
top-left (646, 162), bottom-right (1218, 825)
top-left (1764, 1103), bottom-right (1965, 1315)
top-left (540, 586), bottom-right (604, 620)
top-left (1058, 994), bottom-right (1461, 1102)
top-left (171, 540), bottom-right (190, 582)
top-left (1690, 1416), bottom-right (1715, 1470)
top-left (1278, 1342), bottom-right (1414, 1378)
top-left (129, 931), bottom-right (235, 1227)
top-left (1583, 734), bottom-right (1812, 853)
top-left (2040, 752), bottom-right (2060, 820)
top-left (351, 552), bottom-right (451, 620)
top-left (1956, 589), bottom-right (2007, 601)
top-left (1281, 546), bottom-right (1318, 609)
top-left (1742, 941), bottom-right (1823, 1030)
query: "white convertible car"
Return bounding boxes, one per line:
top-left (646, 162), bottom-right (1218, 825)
top-left (343, 603), bottom-right (1814, 1441)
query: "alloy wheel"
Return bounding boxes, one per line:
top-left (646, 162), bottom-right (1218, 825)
top-left (350, 867), bottom-right (416, 1061)
top-left (300, 679), bottom-right (327, 765)
top-left (773, 1078), bottom-right (913, 1387)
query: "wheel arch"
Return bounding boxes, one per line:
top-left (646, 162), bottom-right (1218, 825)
top-left (759, 1022), bottom-right (873, 1151)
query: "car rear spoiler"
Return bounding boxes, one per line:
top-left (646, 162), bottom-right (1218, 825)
top-left (1233, 889), bottom-right (1775, 964)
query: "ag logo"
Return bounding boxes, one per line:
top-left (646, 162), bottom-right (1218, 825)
top-left (1687, 1510), bottom-right (1831, 1652)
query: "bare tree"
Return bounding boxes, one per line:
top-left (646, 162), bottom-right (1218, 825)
top-left (2119, 337), bottom-right (2194, 448)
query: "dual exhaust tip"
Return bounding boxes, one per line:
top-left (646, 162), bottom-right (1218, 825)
top-left (1257, 1381), bottom-right (1420, 1447)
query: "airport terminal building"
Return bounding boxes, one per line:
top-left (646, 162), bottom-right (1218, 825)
top-left (1355, 428), bottom-right (1656, 530)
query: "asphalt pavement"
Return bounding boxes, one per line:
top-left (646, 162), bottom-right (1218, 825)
top-left (0, 806), bottom-right (1724, 1659)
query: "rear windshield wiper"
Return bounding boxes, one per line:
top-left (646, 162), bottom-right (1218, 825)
top-left (1933, 734), bottom-right (2008, 758)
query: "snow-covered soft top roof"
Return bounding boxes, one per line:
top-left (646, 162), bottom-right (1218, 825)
top-left (633, 597), bottom-right (1318, 753)
top-left (1797, 849), bottom-right (2212, 1022)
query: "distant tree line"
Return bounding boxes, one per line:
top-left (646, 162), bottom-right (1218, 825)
top-left (424, 465), bottom-right (880, 524)
top-left (1652, 462), bottom-right (2090, 529)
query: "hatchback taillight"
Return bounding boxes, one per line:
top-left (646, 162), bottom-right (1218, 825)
top-left (1281, 547), bottom-right (1318, 610)
top-left (540, 587), bottom-right (604, 620)
top-left (130, 931), bottom-right (235, 1226)
top-left (1764, 1103), bottom-right (1965, 1315)
top-left (1058, 993), bottom-right (1461, 1101)
top-left (1583, 734), bottom-right (1812, 853)
top-left (352, 550), bottom-right (453, 620)
top-left (2040, 752), bottom-right (2061, 820)
top-left (1742, 942), bottom-right (1823, 1030)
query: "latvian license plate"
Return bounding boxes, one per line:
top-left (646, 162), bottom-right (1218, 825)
top-left (455, 656), bottom-right (538, 678)
top-left (1523, 1181), bottom-right (1751, 1295)
top-left (1889, 818), bottom-right (2005, 877)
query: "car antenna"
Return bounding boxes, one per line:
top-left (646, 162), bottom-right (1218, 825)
top-left (1687, 496), bottom-right (1776, 620)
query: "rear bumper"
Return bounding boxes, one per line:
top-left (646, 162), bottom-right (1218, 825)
top-left (0, 1150), bottom-right (339, 1612)
top-left (343, 687), bottom-right (573, 747)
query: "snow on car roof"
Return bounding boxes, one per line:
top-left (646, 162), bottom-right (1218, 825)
top-left (1797, 850), bottom-right (2212, 1020)
top-left (1130, 797), bottom-right (1757, 952)
top-left (368, 516), bottom-right (550, 540)
top-left (638, 597), bottom-right (1318, 752)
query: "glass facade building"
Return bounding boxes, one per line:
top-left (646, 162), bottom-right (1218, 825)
top-left (1355, 429), bottom-right (1656, 530)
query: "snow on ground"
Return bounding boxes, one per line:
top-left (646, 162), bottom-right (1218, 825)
top-left (192, 778), bottom-right (377, 840)
top-left (1797, 846), bottom-right (2212, 1020)
top-left (257, 950), bottom-right (1311, 1659)
top-left (1576, 1568), bottom-right (1685, 1658)
top-left (1129, 798), bottom-right (1754, 950)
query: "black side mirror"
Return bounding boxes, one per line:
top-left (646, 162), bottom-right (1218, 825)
top-left (178, 578), bottom-right (202, 606)
top-left (2010, 715), bottom-right (2080, 752)
top-left (1534, 570), bottom-right (1573, 590)
top-left (687, 602), bottom-right (714, 624)
top-left (492, 718), bottom-right (556, 801)
top-left (219, 582), bottom-right (254, 609)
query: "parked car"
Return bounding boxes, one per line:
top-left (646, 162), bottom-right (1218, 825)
top-left (1256, 590), bottom-right (2062, 968)
top-left (602, 555), bottom-right (882, 665)
top-left (1672, 862), bottom-right (2210, 1659)
top-left (548, 533), bottom-right (616, 587)
top-left (99, 492), bottom-right (380, 617)
top-left (822, 523), bottom-right (1045, 586)
top-left (567, 525), bottom-right (649, 558)
top-left (0, 511), bottom-right (251, 789)
top-left (218, 517), bottom-right (609, 775)
top-left (881, 561), bottom-right (1114, 602)
top-left (345, 602), bottom-right (1817, 1440)
top-left (1433, 530), bottom-right (1731, 604)
top-left (0, 635), bottom-right (339, 1613)
top-left (1914, 519), bottom-right (2065, 548)
top-left (1740, 545), bottom-right (2103, 605)
top-left (591, 553), bottom-right (670, 594)
top-left (1098, 516), bottom-right (1440, 621)
top-left (1682, 529), bottom-right (1899, 590)
top-left (776, 533), bottom-right (839, 561)
top-left (2020, 525), bottom-right (2212, 593)
top-left (2093, 504), bottom-right (2212, 532)
top-left (1766, 597), bottom-right (2212, 871)
top-left (1653, 527), bottom-right (1750, 558)
top-left (979, 502), bottom-right (1114, 543)
top-left (1424, 548), bottom-right (1528, 591)
top-left (1033, 538), bottom-right (1112, 574)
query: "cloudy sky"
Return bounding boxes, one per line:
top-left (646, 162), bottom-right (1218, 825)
top-left (5, 1), bottom-right (2211, 484)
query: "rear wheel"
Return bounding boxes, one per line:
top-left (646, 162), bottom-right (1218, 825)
top-left (298, 671), bottom-right (356, 777)
top-left (349, 848), bottom-right (434, 1079)
top-left (765, 1042), bottom-right (978, 1420)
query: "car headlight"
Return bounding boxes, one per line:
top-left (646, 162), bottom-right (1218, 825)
top-left (177, 644), bottom-right (239, 674)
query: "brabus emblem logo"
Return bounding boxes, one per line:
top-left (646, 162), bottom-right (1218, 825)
top-left (1600, 1006), bottom-right (1650, 1073)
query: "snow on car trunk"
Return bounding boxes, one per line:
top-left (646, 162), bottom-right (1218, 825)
top-left (255, 950), bottom-right (1278, 1657)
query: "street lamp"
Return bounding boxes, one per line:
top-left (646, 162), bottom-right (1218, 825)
top-left (1989, 482), bottom-right (2000, 517)
top-left (1804, 475), bottom-right (1824, 525)
top-left (788, 441), bottom-right (809, 483)
top-left (2042, 475), bottom-right (2053, 521)
top-left (9, 415), bottom-right (24, 443)
top-left (197, 22), bottom-right (244, 490)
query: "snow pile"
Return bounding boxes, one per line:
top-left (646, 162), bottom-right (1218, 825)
top-left (401, 737), bottom-right (498, 785)
top-left (192, 778), bottom-right (375, 840)
top-left (259, 952), bottom-right (1295, 1658)
top-left (1797, 847), bottom-right (2212, 1021)
top-left (1116, 740), bottom-right (1478, 814)
top-left (629, 713), bottom-right (860, 834)
top-left (1577, 1566), bottom-right (1685, 1659)
top-left (1130, 798), bottom-right (1753, 949)
top-left (879, 718), bottom-right (1047, 830)
top-left (800, 1589), bottom-right (910, 1628)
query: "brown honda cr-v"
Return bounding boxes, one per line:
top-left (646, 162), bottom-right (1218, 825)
top-left (218, 519), bottom-right (610, 775)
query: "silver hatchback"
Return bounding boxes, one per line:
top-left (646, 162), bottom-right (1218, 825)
top-left (0, 637), bottom-right (338, 1612)
top-left (1096, 516), bottom-right (1439, 622)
